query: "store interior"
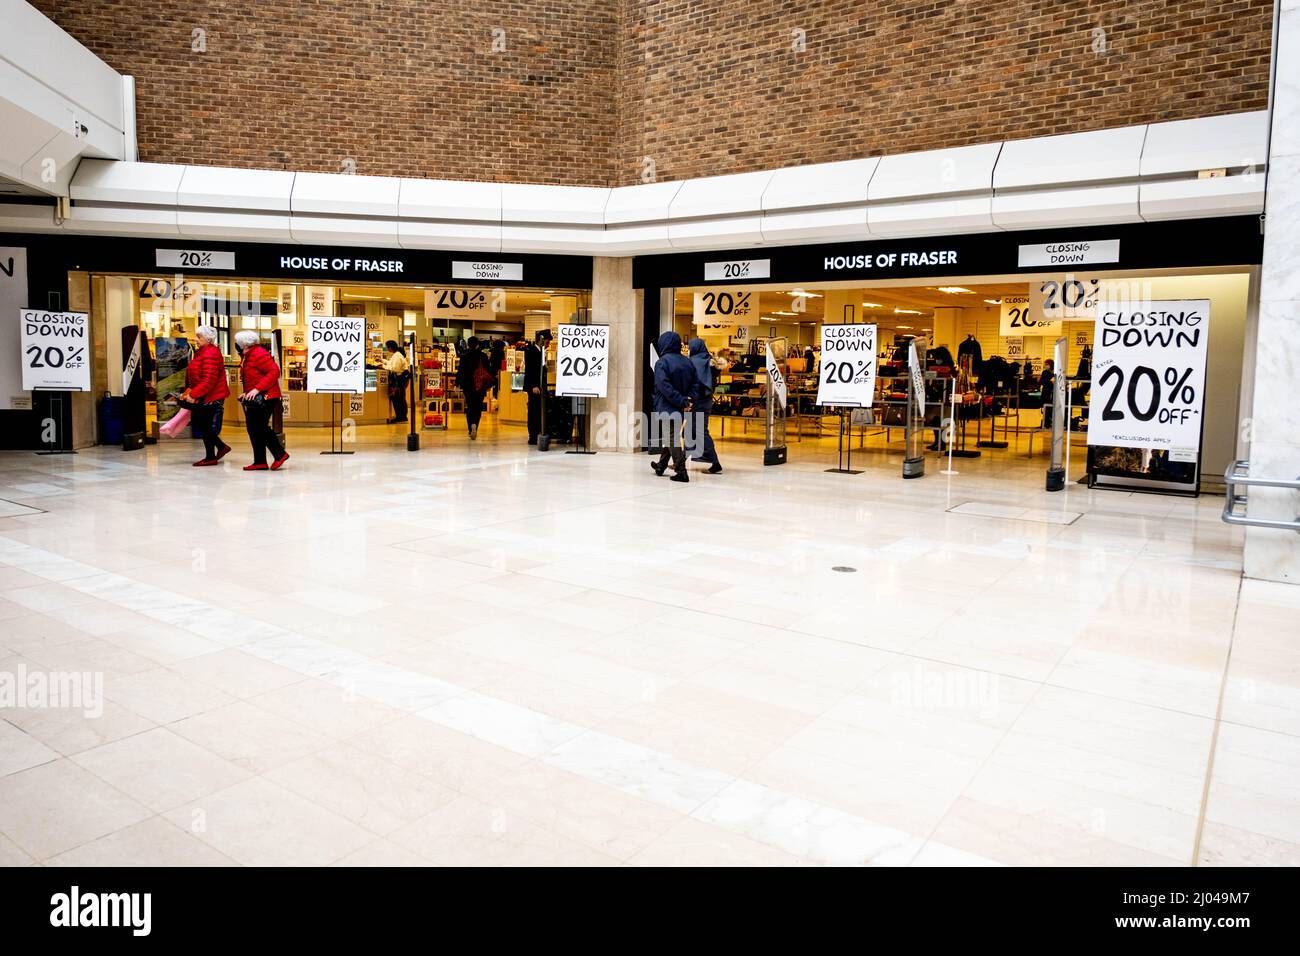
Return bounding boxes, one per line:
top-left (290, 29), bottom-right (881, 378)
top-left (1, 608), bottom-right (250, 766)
top-left (90, 274), bottom-right (587, 440)
top-left (671, 269), bottom-right (1253, 490)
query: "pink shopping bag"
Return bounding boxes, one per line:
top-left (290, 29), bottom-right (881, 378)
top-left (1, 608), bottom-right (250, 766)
top-left (159, 408), bottom-right (191, 437)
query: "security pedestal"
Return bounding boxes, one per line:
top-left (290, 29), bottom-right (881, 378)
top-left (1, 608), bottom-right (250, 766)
top-left (1046, 336), bottom-right (1069, 491)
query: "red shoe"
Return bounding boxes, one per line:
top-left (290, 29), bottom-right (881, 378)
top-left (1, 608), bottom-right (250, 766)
top-left (271, 452), bottom-right (290, 470)
top-left (214, 443), bottom-right (232, 461)
top-left (193, 458), bottom-right (218, 467)
top-left (243, 463), bottom-right (268, 471)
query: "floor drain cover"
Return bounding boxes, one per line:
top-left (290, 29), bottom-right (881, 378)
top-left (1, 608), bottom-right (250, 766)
top-left (832, 566), bottom-right (857, 573)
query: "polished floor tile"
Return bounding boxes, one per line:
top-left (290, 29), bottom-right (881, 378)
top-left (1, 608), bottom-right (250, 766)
top-left (0, 423), bottom-right (1292, 865)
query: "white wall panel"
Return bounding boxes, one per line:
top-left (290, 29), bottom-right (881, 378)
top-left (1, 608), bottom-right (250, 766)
top-left (670, 170), bottom-right (774, 219)
top-left (995, 125), bottom-right (1146, 189)
top-left (1140, 111), bottom-right (1267, 177)
top-left (178, 166), bottom-right (294, 211)
top-left (762, 157), bottom-right (878, 211)
top-left (501, 183), bottom-right (609, 224)
top-left (291, 172), bottom-right (400, 218)
top-left (993, 183), bottom-right (1141, 229)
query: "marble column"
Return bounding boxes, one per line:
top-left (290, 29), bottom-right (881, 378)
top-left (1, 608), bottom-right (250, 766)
top-left (1244, 0), bottom-right (1300, 583)
top-left (589, 257), bottom-right (642, 451)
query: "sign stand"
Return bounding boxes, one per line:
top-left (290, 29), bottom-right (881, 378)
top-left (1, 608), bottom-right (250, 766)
top-left (566, 397), bottom-right (596, 455)
top-left (32, 388), bottom-right (76, 456)
top-left (825, 408), bottom-right (863, 475)
top-left (321, 392), bottom-right (355, 455)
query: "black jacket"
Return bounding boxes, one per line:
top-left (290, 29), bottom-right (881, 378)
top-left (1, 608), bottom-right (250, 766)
top-left (522, 343), bottom-right (543, 391)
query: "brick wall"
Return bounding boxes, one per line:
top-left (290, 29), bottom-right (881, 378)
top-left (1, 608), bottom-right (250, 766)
top-left (31, 1), bottom-right (619, 186)
top-left (620, 0), bottom-right (1273, 183)
top-left (34, 1), bottom-right (1272, 187)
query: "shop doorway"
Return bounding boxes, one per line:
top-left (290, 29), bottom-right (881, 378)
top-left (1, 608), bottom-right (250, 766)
top-left (672, 268), bottom-right (1254, 493)
top-left (88, 273), bottom-right (590, 449)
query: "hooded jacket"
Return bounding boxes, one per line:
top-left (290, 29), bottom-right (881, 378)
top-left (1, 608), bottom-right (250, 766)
top-left (687, 338), bottom-right (714, 396)
top-left (653, 331), bottom-right (699, 414)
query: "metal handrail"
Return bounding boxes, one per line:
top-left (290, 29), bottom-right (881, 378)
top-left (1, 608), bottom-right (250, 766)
top-left (1222, 459), bottom-right (1300, 531)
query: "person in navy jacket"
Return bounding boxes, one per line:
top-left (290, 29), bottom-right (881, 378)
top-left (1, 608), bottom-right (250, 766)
top-left (650, 330), bottom-right (699, 483)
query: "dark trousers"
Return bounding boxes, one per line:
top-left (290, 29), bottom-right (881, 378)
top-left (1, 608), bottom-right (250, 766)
top-left (466, 391), bottom-right (486, 431)
top-left (191, 402), bottom-right (225, 459)
top-left (527, 391), bottom-right (542, 442)
top-left (390, 385), bottom-right (407, 422)
top-left (690, 399), bottom-right (719, 465)
top-left (244, 398), bottom-right (285, 465)
top-left (655, 414), bottom-right (687, 474)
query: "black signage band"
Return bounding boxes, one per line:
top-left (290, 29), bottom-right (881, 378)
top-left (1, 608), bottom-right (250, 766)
top-left (0, 234), bottom-right (594, 289)
top-left (632, 216), bottom-right (1263, 288)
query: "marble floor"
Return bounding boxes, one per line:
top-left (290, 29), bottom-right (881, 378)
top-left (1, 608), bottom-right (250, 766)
top-left (0, 417), bottom-right (1296, 867)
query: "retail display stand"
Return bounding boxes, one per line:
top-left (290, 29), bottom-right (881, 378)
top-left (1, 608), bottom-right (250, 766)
top-left (420, 346), bottom-right (450, 433)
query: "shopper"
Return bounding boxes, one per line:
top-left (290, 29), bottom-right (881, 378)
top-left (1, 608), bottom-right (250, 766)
top-left (457, 336), bottom-right (493, 440)
top-left (382, 340), bottom-right (410, 424)
top-left (234, 330), bottom-right (288, 471)
top-left (1040, 359), bottom-right (1057, 431)
top-left (490, 338), bottom-right (506, 398)
top-left (687, 337), bottom-right (722, 474)
top-left (180, 324), bottom-right (231, 466)
top-left (650, 331), bottom-right (697, 483)
top-left (522, 330), bottom-right (551, 445)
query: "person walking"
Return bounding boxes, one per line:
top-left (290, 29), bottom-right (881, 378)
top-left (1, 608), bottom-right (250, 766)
top-left (234, 330), bottom-right (288, 471)
top-left (650, 331), bottom-right (698, 483)
top-left (382, 340), bottom-right (410, 424)
top-left (180, 324), bottom-right (231, 466)
top-left (687, 337), bottom-right (722, 474)
top-left (457, 336), bottom-right (493, 440)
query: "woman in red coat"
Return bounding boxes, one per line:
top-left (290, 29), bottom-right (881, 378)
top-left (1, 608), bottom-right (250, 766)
top-left (233, 330), bottom-right (289, 471)
top-left (180, 324), bottom-right (231, 466)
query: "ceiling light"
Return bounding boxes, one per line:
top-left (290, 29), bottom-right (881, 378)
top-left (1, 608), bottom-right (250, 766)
top-left (862, 302), bottom-right (883, 308)
top-left (894, 307), bottom-right (922, 315)
top-left (896, 325), bottom-right (913, 330)
top-left (983, 298), bottom-right (1002, 305)
top-left (771, 311), bottom-right (797, 316)
top-left (788, 291), bottom-right (822, 298)
top-left (936, 286), bottom-right (974, 294)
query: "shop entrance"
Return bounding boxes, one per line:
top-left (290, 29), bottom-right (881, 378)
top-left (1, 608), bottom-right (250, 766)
top-left (90, 273), bottom-right (590, 449)
top-left (669, 268), bottom-right (1254, 493)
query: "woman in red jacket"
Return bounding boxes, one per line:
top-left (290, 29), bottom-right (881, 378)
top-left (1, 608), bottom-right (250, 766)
top-left (233, 330), bottom-right (289, 471)
top-left (180, 324), bottom-right (231, 466)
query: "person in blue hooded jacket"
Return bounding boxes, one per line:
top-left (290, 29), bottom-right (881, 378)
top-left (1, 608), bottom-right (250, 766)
top-left (651, 330), bottom-right (698, 482)
top-left (687, 337), bottom-right (722, 474)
